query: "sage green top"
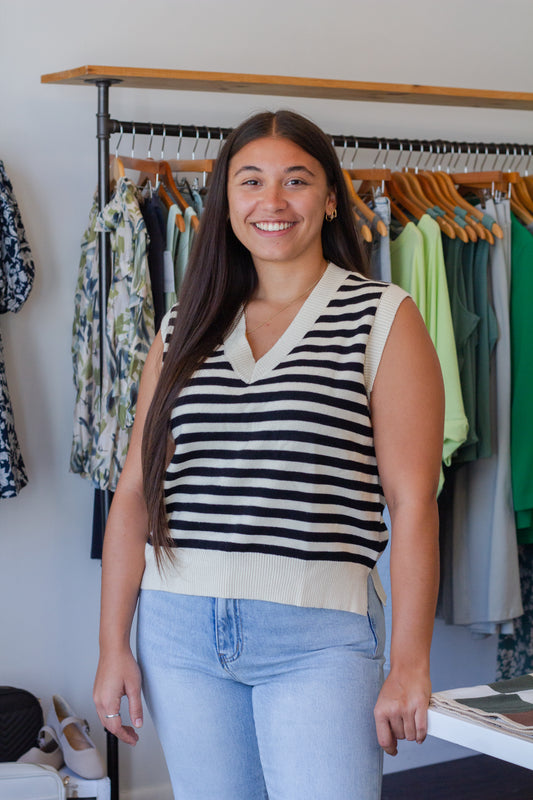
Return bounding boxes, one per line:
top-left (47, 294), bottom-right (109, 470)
top-left (390, 215), bottom-right (468, 488)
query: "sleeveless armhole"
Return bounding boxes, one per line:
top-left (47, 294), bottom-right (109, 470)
top-left (159, 305), bottom-right (178, 358)
top-left (364, 283), bottom-right (410, 396)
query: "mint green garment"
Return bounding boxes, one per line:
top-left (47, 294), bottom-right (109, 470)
top-left (174, 206), bottom-right (196, 291)
top-left (510, 214), bottom-right (533, 544)
top-left (390, 215), bottom-right (468, 488)
top-left (164, 204), bottom-right (182, 311)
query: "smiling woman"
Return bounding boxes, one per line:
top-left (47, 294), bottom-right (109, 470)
top-left (227, 136), bottom-right (337, 357)
top-left (93, 109), bottom-right (444, 800)
top-left (227, 137), bottom-right (336, 269)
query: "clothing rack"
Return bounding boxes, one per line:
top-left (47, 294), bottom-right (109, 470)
top-left (108, 117), bottom-right (532, 160)
top-left (42, 66), bottom-right (533, 800)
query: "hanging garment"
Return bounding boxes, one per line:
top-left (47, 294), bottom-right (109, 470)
top-left (497, 545), bottom-right (533, 679)
top-left (373, 195), bottom-right (392, 282)
top-left (177, 179), bottom-right (204, 217)
top-left (163, 203), bottom-right (182, 311)
top-left (0, 161), bottom-right (35, 498)
top-left (367, 196), bottom-right (391, 282)
top-left (70, 177), bottom-right (155, 491)
top-left (141, 193), bottom-right (166, 332)
top-left (390, 215), bottom-right (468, 487)
top-left (174, 205), bottom-right (196, 290)
top-left (90, 487), bottom-right (114, 560)
top-left (510, 214), bottom-right (533, 544)
top-left (439, 199), bottom-right (522, 633)
top-left (441, 238), bottom-right (480, 461)
top-left (471, 238), bottom-right (498, 460)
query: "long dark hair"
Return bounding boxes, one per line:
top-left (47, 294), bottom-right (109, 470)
top-left (142, 109), bottom-right (369, 567)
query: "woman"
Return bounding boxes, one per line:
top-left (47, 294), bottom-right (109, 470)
top-left (93, 110), bottom-right (444, 799)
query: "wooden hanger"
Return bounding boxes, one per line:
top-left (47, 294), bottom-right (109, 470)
top-left (157, 183), bottom-right (186, 232)
top-left (514, 176), bottom-right (533, 213)
top-left (355, 210), bottom-right (373, 243)
top-left (342, 170), bottom-right (372, 242)
top-left (158, 160), bottom-right (200, 231)
top-left (452, 170), bottom-right (525, 228)
top-left (522, 174), bottom-right (533, 200)
top-left (402, 170), bottom-right (470, 242)
top-left (355, 169), bottom-right (412, 229)
top-left (345, 169), bottom-right (389, 237)
top-left (451, 170), bottom-right (519, 194)
top-left (510, 177), bottom-right (533, 226)
top-left (110, 154), bottom-right (125, 180)
top-left (416, 171), bottom-right (480, 242)
top-left (347, 168), bottom-right (392, 183)
top-left (389, 172), bottom-right (456, 239)
top-left (430, 171), bottom-right (498, 243)
top-left (109, 155), bottom-right (199, 231)
top-left (110, 154), bottom-right (162, 180)
top-left (165, 158), bottom-right (216, 175)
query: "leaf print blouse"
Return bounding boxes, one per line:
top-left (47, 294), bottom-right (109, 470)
top-left (0, 161), bottom-right (35, 499)
top-left (70, 177), bottom-right (155, 490)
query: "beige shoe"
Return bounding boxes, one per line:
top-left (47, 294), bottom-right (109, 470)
top-left (47, 695), bottom-right (105, 780)
top-left (17, 725), bottom-right (64, 771)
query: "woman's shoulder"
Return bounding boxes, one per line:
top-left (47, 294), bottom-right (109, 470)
top-left (332, 264), bottom-right (411, 307)
top-left (159, 304), bottom-right (179, 350)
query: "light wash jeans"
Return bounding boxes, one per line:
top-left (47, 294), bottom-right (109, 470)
top-left (137, 577), bottom-right (385, 800)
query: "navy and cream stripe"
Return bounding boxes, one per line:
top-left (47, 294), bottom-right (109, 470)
top-left (141, 262), bottom-right (409, 614)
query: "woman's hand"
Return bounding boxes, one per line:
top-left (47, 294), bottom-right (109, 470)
top-left (373, 666), bottom-right (432, 756)
top-left (93, 648), bottom-right (143, 746)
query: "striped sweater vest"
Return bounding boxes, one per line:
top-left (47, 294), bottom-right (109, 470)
top-left (141, 262), bottom-right (408, 614)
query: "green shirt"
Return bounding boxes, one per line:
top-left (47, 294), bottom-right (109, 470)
top-left (510, 214), bottom-right (533, 543)
top-left (390, 215), bottom-right (469, 486)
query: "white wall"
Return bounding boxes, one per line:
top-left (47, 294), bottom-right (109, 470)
top-left (1, 1), bottom-right (532, 795)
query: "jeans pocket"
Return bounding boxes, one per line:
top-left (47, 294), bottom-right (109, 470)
top-left (366, 580), bottom-right (385, 660)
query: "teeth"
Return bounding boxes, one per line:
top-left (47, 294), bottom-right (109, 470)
top-left (254, 221), bottom-right (294, 232)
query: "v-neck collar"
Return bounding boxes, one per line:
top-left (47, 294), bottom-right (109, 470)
top-left (224, 262), bottom-right (348, 384)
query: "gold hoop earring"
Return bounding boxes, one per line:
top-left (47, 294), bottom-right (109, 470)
top-left (325, 209), bottom-right (337, 222)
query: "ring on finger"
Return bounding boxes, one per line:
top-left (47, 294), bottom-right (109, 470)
top-left (104, 713), bottom-right (121, 719)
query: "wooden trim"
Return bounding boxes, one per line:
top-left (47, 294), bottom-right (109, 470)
top-left (40, 66), bottom-right (533, 110)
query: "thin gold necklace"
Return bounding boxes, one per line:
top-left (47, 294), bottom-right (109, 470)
top-left (245, 264), bottom-right (327, 336)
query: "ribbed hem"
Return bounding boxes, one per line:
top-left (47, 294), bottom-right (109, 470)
top-left (364, 283), bottom-right (410, 394)
top-left (141, 545), bottom-right (382, 615)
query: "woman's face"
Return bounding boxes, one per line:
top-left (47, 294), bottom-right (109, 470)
top-left (227, 136), bottom-right (337, 273)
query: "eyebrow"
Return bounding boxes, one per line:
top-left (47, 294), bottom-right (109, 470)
top-left (233, 165), bottom-right (316, 177)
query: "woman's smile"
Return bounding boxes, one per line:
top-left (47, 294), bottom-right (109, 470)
top-left (252, 220), bottom-right (297, 232)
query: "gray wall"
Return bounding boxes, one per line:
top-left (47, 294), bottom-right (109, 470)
top-left (1, 1), bottom-right (532, 796)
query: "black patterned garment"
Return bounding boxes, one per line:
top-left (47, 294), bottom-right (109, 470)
top-left (0, 161), bottom-right (35, 498)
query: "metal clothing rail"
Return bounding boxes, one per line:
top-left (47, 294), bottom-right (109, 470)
top-left (87, 75), bottom-right (533, 800)
top-left (107, 116), bottom-right (533, 162)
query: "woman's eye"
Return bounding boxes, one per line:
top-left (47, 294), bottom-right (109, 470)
top-left (242, 179), bottom-right (260, 186)
top-left (287, 178), bottom-right (306, 186)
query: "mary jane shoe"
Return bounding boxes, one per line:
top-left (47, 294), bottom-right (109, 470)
top-left (47, 695), bottom-right (105, 779)
top-left (17, 725), bottom-right (64, 771)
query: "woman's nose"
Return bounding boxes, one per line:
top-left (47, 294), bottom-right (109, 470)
top-left (261, 183), bottom-right (288, 211)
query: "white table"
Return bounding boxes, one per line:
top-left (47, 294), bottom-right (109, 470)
top-left (427, 708), bottom-right (533, 771)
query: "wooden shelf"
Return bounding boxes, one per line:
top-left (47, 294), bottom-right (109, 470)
top-left (41, 65), bottom-right (533, 111)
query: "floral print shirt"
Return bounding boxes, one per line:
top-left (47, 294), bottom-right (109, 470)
top-left (0, 161), bottom-right (34, 498)
top-left (70, 177), bottom-right (155, 490)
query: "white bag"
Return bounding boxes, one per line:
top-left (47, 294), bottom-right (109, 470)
top-left (0, 763), bottom-right (65, 799)
top-left (60, 767), bottom-right (111, 800)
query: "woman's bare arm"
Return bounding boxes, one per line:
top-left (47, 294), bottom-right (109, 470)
top-left (93, 332), bottom-right (163, 745)
top-left (370, 297), bottom-right (444, 756)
